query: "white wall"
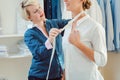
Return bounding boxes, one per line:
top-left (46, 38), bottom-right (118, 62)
top-left (0, 0), bottom-right (19, 34)
top-left (0, 0), bottom-right (31, 80)
top-left (0, 0), bottom-right (43, 80)
top-left (0, 0), bottom-right (43, 35)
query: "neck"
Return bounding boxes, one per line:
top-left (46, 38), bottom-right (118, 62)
top-left (72, 10), bottom-right (84, 18)
top-left (72, 10), bottom-right (86, 24)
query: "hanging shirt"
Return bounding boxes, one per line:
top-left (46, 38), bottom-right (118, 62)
top-left (44, 0), bottom-right (52, 19)
top-left (86, 0), bottom-right (102, 25)
top-left (97, 0), bottom-right (114, 51)
top-left (97, 0), bottom-right (106, 28)
top-left (44, 0), bottom-right (62, 19)
top-left (111, 0), bottom-right (120, 51)
top-left (62, 15), bottom-right (107, 80)
top-left (104, 0), bottom-right (115, 51)
top-left (52, 0), bottom-right (62, 19)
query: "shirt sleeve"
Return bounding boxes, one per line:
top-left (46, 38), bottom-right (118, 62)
top-left (92, 25), bottom-right (107, 67)
top-left (45, 39), bottom-right (53, 50)
top-left (24, 29), bottom-right (52, 60)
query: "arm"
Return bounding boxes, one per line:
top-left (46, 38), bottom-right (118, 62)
top-left (75, 41), bottom-right (95, 61)
top-left (50, 19), bottom-right (70, 29)
top-left (24, 29), bottom-right (51, 60)
top-left (69, 25), bottom-right (107, 66)
top-left (57, 19), bottom-right (70, 29)
top-left (69, 30), bottom-right (95, 62)
top-left (91, 26), bottom-right (107, 66)
top-left (62, 70), bottom-right (65, 80)
top-left (56, 19), bottom-right (70, 36)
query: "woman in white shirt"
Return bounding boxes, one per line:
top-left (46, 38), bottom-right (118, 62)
top-left (62, 0), bottom-right (107, 80)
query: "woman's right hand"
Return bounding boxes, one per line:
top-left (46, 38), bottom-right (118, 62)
top-left (62, 71), bottom-right (65, 80)
top-left (48, 28), bottom-right (61, 44)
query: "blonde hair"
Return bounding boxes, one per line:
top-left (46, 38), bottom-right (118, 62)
top-left (82, 0), bottom-right (91, 10)
top-left (20, 0), bottom-right (39, 21)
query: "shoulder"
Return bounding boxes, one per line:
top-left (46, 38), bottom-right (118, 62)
top-left (24, 27), bottom-right (38, 36)
top-left (88, 16), bottom-right (105, 31)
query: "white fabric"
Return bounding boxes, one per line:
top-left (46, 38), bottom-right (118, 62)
top-left (62, 15), bottom-right (107, 80)
top-left (86, 0), bottom-right (103, 25)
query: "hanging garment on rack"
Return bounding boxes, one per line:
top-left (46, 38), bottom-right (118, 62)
top-left (97, 0), bottom-right (114, 51)
top-left (111, 0), bottom-right (120, 51)
top-left (97, 0), bottom-right (106, 28)
top-left (44, 0), bottom-right (52, 19)
top-left (86, 0), bottom-right (102, 25)
top-left (44, 0), bottom-right (62, 19)
top-left (52, 0), bottom-right (62, 19)
top-left (104, 0), bottom-right (115, 51)
top-left (104, 0), bottom-right (114, 51)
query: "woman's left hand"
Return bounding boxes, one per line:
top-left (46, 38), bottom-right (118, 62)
top-left (69, 29), bottom-right (80, 46)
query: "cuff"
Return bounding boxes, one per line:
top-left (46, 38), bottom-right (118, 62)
top-left (45, 39), bottom-right (53, 50)
top-left (94, 51), bottom-right (107, 67)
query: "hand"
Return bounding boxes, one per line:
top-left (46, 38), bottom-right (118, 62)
top-left (62, 75), bottom-right (65, 80)
top-left (62, 71), bottom-right (65, 80)
top-left (69, 29), bottom-right (80, 46)
top-left (48, 28), bottom-right (61, 44)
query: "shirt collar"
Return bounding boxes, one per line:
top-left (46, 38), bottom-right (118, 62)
top-left (76, 14), bottom-right (90, 26)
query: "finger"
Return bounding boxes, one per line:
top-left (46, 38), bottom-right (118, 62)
top-left (49, 32), bottom-right (59, 38)
top-left (76, 30), bottom-right (79, 34)
top-left (50, 31), bottom-right (59, 36)
top-left (53, 33), bottom-right (59, 37)
top-left (55, 29), bottom-right (61, 33)
top-left (50, 29), bottom-right (61, 35)
top-left (73, 30), bottom-right (79, 34)
top-left (52, 28), bottom-right (61, 32)
top-left (59, 28), bottom-right (63, 33)
top-left (53, 30), bottom-right (60, 34)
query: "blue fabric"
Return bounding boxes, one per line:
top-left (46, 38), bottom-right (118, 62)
top-left (24, 19), bottom-right (69, 79)
top-left (111, 0), bottom-right (120, 51)
top-left (97, 0), bottom-right (115, 51)
top-left (52, 0), bottom-right (62, 19)
top-left (97, 0), bottom-right (106, 28)
top-left (44, 0), bottom-right (52, 19)
top-left (44, 0), bottom-right (62, 19)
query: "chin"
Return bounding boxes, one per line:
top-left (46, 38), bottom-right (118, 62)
top-left (42, 17), bottom-right (46, 21)
top-left (65, 6), bottom-right (71, 11)
top-left (66, 8), bottom-right (71, 12)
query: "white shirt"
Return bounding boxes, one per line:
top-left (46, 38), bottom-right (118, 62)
top-left (62, 15), bottom-right (107, 80)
